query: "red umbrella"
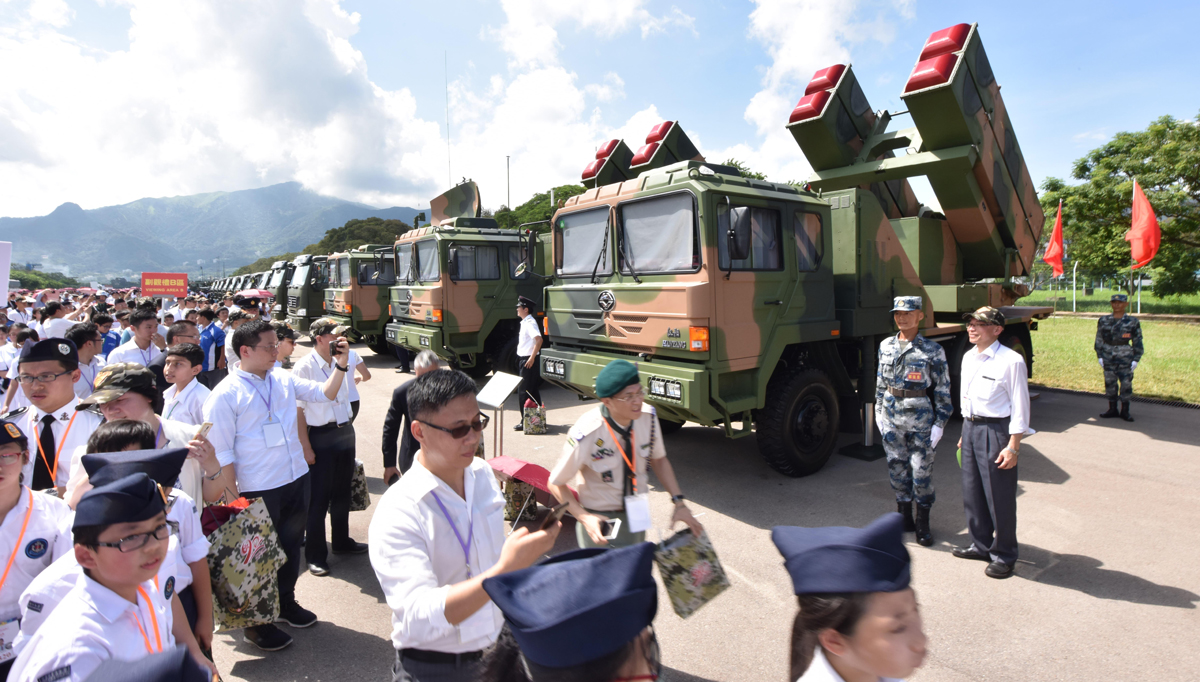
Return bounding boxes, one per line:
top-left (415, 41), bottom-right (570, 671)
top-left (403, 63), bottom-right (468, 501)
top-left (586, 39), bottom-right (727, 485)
top-left (236, 289), bottom-right (274, 299)
top-left (488, 456), bottom-right (576, 507)
top-left (77, 287), bottom-right (96, 294)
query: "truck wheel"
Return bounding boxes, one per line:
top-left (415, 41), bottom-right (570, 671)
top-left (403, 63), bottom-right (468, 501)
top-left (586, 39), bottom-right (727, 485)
top-left (756, 367), bottom-right (839, 477)
top-left (658, 417), bottom-right (685, 435)
top-left (461, 356), bottom-right (493, 379)
top-left (495, 338), bottom-right (520, 376)
top-left (366, 335), bottom-right (392, 355)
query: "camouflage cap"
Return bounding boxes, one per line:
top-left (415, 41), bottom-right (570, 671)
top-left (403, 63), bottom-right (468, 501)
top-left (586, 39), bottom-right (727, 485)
top-left (1110, 293), bottom-right (1128, 303)
top-left (310, 317), bottom-right (350, 338)
top-left (963, 306), bottom-right (1005, 327)
top-left (891, 296), bottom-right (923, 312)
top-left (77, 362), bottom-right (157, 408)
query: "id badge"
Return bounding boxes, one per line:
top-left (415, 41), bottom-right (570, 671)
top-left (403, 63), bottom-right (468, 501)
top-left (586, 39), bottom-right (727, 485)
top-left (624, 493), bottom-right (653, 534)
top-left (458, 603), bottom-right (496, 642)
top-left (262, 420), bottom-right (287, 448)
top-left (0, 618), bottom-right (19, 662)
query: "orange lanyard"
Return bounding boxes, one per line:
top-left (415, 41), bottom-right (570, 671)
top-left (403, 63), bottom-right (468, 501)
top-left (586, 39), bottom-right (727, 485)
top-left (134, 585), bottom-right (163, 653)
top-left (0, 488), bottom-right (34, 596)
top-left (603, 421), bottom-right (638, 493)
top-left (33, 411), bottom-right (77, 486)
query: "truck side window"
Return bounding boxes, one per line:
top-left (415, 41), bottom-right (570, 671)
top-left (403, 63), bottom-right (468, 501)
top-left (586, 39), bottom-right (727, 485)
top-left (455, 245), bottom-right (500, 280)
top-left (396, 244), bottom-right (413, 281)
top-left (717, 205), bottom-right (783, 270)
top-left (794, 210), bottom-right (824, 272)
top-left (508, 246), bottom-right (529, 280)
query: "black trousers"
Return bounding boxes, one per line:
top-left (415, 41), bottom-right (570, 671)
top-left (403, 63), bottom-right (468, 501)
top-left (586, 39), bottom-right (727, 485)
top-left (516, 355), bottom-right (541, 407)
top-left (306, 423), bottom-right (356, 564)
top-left (242, 473), bottom-right (311, 614)
top-left (396, 346), bottom-right (412, 372)
top-left (961, 419), bottom-right (1019, 565)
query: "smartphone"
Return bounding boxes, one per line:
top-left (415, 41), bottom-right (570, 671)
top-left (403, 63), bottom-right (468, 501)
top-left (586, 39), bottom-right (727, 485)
top-left (196, 422), bottom-right (213, 439)
top-left (386, 472), bottom-right (400, 486)
top-left (329, 340), bottom-right (338, 357)
top-left (600, 518), bottom-right (621, 540)
top-left (540, 502), bottom-right (570, 530)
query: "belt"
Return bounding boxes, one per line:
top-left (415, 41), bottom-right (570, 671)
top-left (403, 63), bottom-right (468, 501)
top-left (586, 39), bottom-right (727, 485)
top-left (400, 648), bottom-right (485, 665)
top-left (964, 415), bottom-right (1008, 423)
top-left (309, 421), bottom-right (349, 430)
top-left (888, 387), bottom-right (927, 398)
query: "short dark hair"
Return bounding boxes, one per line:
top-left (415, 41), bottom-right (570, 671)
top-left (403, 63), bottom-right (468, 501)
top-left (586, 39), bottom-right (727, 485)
top-left (73, 524), bottom-right (104, 548)
top-left (44, 301), bottom-right (63, 316)
top-left (232, 319), bottom-right (273, 358)
top-left (92, 314), bottom-right (114, 326)
top-left (197, 309), bottom-right (216, 322)
top-left (15, 329), bottom-right (39, 345)
top-left (407, 369), bottom-right (478, 422)
top-left (115, 310), bottom-right (131, 321)
top-left (165, 343), bottom-right (204, 368)
top-left (86, 419), bottom-right (157, 453)
top-left (65, 322), bottom-right (100, 349)
top-left (228, 310), bottom-right (251, 324)
top-left (166, 321), bottom-right (198, 344)
top-left (129, 309), bottom-right (158, 328)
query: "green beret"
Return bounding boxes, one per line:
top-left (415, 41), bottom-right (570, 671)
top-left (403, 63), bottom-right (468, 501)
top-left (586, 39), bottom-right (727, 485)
top-left (595, 360), bottom-right (640, 399)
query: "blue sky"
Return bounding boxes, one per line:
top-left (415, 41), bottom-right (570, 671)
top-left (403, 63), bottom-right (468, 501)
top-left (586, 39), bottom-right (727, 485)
top-left (2, 0), bottom-right (1197, 217)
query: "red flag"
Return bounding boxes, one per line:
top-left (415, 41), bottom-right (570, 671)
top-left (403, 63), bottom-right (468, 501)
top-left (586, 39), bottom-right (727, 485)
top-left (1126, 180), bottom-right (1160, 270)
top-left (1042, 200), bottom-right (1064, 277)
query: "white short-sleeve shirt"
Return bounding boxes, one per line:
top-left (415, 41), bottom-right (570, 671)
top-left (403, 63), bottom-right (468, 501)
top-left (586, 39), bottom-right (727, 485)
top-left (0, 488), bottom-right (74, 622)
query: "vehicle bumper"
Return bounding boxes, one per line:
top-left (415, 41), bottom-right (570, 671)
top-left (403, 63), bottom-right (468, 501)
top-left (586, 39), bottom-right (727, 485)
top-left (386, 322), bottom-right (443, 354)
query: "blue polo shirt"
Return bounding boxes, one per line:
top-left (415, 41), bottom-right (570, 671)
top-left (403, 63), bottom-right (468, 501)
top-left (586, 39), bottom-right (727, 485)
top-left (198, 323), bottom-right (226, 371)
top-left (101, 329), bottom-right (121, 359)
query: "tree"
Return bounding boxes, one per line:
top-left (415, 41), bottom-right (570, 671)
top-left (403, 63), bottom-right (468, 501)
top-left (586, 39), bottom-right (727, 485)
top-left (232, 252), bottom-right (301, 276)
top-left (494, 184), bottom-right (588, 232)
top-left (722, 158), bottom-right (767, 180)
top-left (229, 216), bottom-right (411, 275)
top-left (10, 269), bottom-right (82, 290)
top-left (1038, 114), bottom-right (1200, 297)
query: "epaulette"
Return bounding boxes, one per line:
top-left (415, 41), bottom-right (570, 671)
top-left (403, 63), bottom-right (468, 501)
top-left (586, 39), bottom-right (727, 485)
top-left (0, 406), bottom-right (29, 421)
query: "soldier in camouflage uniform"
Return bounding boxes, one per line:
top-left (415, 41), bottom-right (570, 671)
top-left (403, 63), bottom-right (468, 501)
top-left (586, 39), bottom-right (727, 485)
top-left (875, 296), bottom-right (953, 547)
top-left (1096, 293), bottom-right (1143, 422)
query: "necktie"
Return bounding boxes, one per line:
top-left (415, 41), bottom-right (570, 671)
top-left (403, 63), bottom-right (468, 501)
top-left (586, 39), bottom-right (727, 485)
top-left (35, 415), bottom-right (56, 490)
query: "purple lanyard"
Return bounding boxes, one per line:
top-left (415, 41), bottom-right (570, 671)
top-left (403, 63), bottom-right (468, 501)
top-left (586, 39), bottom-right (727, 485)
top-left (429, 491), bottom-right (473, 578)
top-left (241, 375), bottom-right (274, 415)
top-left (155, 422), bottom-right (164, 448)
top-left (141, 346), bottom-right (152, 366)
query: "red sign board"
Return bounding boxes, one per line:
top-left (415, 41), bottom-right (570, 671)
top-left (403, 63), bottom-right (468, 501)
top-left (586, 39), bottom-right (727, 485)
top-left (141, 272), bottom-right (188, 297)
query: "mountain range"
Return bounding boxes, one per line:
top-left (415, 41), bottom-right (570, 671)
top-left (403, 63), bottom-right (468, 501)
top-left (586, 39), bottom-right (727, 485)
top-left (0, 182), bottom-right (424, 278)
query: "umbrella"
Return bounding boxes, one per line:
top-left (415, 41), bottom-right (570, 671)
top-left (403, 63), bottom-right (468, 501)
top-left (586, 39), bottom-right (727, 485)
top-left (488, 456), bottom-right (576, 507)
top-left (236, 289), bottom-right (274, 299)
top-left (77, 288), bottom-right (96, 294)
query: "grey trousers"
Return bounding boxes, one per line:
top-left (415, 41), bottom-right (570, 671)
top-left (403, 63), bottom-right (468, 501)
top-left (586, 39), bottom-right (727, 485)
top-left (961, 419), bottom-right (1019, 565)
top-left (391, 650), bottom-right (482, 682)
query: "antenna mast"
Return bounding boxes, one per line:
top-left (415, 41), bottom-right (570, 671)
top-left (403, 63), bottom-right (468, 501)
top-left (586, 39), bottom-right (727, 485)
top-left (445, 52), bottom-right (451, 188)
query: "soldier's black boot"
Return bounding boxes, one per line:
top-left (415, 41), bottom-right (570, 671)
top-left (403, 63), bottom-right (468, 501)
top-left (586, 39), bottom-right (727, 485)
top-left (897, 501), bottom-right (915, 532)
top-left (1100, 401), bottom-right (1120, 418)
top-left (1120, 402), bottom-right (1134, 422)
top-left (915, 504), bottom-right (933, 547)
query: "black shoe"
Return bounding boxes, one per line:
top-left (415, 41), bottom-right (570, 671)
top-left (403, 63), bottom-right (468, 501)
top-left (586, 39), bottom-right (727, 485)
top-left (985, 560), bottom-right (1015, 579)
top-left (513, 423), bottom-right (523, 431)
top-left (896, 501), bottom-right (915, 532)
top-left (914, 504), bottom-right (933, 547)
top-left (244, 624), bottom-right (294, 651)
top-left (1100, 401), bottom-right (1119, 418)
top-left (277, 602), bottom-right (318, 628)
top-left (952, 545), bottom-right (990, 562)
top-left (308, 562), bottom-right (330, 577)
top-left (1120, 402), bottom-right (1134, 422)
top-left (331, 541), bottom-right (369, 555)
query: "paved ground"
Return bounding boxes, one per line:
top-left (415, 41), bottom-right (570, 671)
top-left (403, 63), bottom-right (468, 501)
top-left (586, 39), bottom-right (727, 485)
top-left (214, 342), bottom-right (1200, 681)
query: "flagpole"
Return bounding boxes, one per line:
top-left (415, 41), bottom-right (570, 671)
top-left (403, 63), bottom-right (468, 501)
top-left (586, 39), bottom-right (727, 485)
top-left (1072, 261), bottom-right (1078, 312)
top-left (1137, 275), bottom-right (1142, 314)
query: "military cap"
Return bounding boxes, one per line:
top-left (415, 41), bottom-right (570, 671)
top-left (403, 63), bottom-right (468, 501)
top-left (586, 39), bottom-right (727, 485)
top-left (963, 306), bottom-right (1005, 327)
top-left (77, 362), bottom-right (157, 409)
top-left (0, 417), bottom-right (27, 448)
top-left (771, 513), bottom-right (910, 595)
top-left (1110, 293), bottom-right (1128, 302)
top-left (73, 472), bottom-right (166, 529)
top-left (86, 646), bottom-right (211, 682)
top-left (595, 359), bottom-right (640, 399)
top-left (517, 295), bottom-right (538, 311)
top-left (891, 296), bottom-right (923, 312)
top-left (82, 448), bottom-right (188, 489)
top-left (483, 543), bottom-right (658, 669)
top-left (310, 317), bottom-right (350, 338)
top-left (19, 338), bottom-right (78, 367)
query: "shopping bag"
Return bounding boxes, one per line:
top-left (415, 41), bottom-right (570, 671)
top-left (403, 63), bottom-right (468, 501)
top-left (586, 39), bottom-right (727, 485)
top-left (203, 497), bottom-right (287, 632)
top-left (522, 398), bottom-right (547, 435)
top-left (503, 479), bottom-right (538, 522)
top-left (350, 460), bottom-right (370, 512)
top-left (654, 528), bottom-right (731, 619)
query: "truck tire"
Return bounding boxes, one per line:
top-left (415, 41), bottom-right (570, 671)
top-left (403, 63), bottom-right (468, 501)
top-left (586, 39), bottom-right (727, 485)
top-left (658, 417), bottom-right (685, 435)
top-left (495, 338), bottom-right (521, 377)
top-left (756, 367), bottom-right (840, 477)
top-left (461, 356), bottom-right (493, 380)
top-left (365, 335), bottom-right (392, 355)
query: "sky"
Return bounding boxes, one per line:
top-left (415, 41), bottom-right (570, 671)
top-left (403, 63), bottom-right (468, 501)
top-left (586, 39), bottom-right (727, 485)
top-left (1, 0), bottom-right (1198, 218)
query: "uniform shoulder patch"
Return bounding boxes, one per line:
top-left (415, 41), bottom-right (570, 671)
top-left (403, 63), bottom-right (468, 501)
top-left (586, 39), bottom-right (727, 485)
top-left (4, 424), bottom-right (19, 438)
top-left (24, 538), bottom-right (48, 559)
top-left (38, 666), bottom-right (71, 682)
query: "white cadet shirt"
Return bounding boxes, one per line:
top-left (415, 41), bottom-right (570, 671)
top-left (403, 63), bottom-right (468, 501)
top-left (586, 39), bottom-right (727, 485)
top-left (157, 489), bottom-right (209, 601)
top-left (960, 340), bottom-right (1031, 435)
top-left (9, 575), bottom-right (174, 682)
top-left (72, 356), bottom-right (106, 400)
top-left (348, 350), bottom-right (363, 402)
top-left (797, 647), bottom-right (904, 682)
top-left (203, 366), bottom-right (333, 493)
top-left (516, 315), bottom-right (540, 357)
top-left (7, 311), bottom-right (30, 326)
top-left (163, 379), bottom-right (210, 427)
top-left (549, 404), bottom-right (667, 512)
top-left (0, 489), bottom-right (74, 623)
top-left (368, 457), bottom-right (506, 653)
top-left (292, 352), bottom-right (351, 427)
top-left (5, 366), bottom-right (30, 412)
top-left (105, 340), bottom-right (162, 368)
top-left (13, 398), bottom-right (103, 490)
top-left (41, 318), bottom-right (73, 340)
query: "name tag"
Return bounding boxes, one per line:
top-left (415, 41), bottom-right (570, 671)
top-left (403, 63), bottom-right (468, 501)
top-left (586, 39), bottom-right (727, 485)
top-left (0, 618), bottom-right (19, 662)
top-left (1122, 333), bottom-right (1131, 339)
top-left (624, 493), bottom-right (652, 534)
top-left (262, 420), bottom-right (287, 448)
top-left (906, 371), bottom-right (923, 382)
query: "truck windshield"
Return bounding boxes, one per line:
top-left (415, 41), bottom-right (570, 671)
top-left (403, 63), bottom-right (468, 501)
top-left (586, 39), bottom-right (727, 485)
top-left (396, 244), bottom-right (413, 282)
top-left (416, 240), bottom-right (439, 282)
top-left (619, 193), bottom-right (697, 273)
top-left (268, 270), bottom-right (286, 288)
top-left (290, 265), bottom-right (310, 287)
top-left (558, 207), bottom-right (610, 276)
top-left (337, 259), bottom-right (351, 287)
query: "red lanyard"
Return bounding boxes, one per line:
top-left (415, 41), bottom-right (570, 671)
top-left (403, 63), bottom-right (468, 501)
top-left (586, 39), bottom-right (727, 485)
top-left (603, 421), bottom-right (638, 492)
top-left (0, 488), bottom-right (34, 596)
top-left (133, 585), bottom-right (163, 653)
top-left (33, 411), bottom-right (78, 486)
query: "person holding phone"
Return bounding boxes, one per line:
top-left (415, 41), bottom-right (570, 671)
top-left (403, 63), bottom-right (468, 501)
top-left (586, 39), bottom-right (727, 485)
top-left (548, 359), bottom-right (702, 549)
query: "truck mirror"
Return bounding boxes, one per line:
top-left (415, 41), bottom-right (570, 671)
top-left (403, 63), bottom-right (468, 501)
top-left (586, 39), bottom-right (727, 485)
top-left (728, 206), bottom-right (752, 262)
top-left (448, 247), bottom-right (459, 282)
top-left (514, 262), bottom-right (527, 277)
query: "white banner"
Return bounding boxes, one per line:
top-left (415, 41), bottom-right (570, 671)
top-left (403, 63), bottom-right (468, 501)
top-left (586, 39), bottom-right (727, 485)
top-left (0, 242), bottom-right (11, 304)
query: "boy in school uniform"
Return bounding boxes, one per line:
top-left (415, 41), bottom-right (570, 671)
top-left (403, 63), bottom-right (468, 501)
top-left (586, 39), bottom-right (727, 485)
top-left (161, 345), bottom-right (210, 427)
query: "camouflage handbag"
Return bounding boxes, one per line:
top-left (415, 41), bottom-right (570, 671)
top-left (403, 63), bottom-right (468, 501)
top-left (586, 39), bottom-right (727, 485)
top-left (350, 460), bottom-right (370, 512)
top-left (204, 497), bottom-right (288, 632)
top-left (654, 528), bottom-right (731, 619)
top-left (522, 399), bottom-right (547, 435)
top-left (503, 479), bottom-right (538, 522)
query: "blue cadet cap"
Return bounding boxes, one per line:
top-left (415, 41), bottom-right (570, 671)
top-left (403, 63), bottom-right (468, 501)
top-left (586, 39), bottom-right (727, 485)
top-left (482, 543), bottom-right (658, 669)
top-left (594, 359), bottom-right (640, 399)
top-left (891, 296), bottom-right (923, 312)
top-left (771, 513), bottom-right (910, 595)
top-left (1110, 293), bottom-right (1128, 302)
top-left (84, 645), bottom-right (210, 682)
top-left (73, 472), bottom-right (166, 530)
top-left (82, 448), bottom-right (188, 489)
top-left (19, 338), bottom-right (78, 366)
top-left (0, 418), bottom-right (26, 447)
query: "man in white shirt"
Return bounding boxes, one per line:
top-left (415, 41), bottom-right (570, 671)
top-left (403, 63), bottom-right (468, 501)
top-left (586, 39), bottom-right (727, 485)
top-left (512, 296), bottom-right (543, 432)
top-left (163, 344), bottom-right (210, 426)
top-left (39, 303), bottom-right (73, 340)
top-left (106, 309), bottom-right (165, 367)
top-left (64, 323), bottom-right (106, 400)
top-left (7, 299), bottom-right (31, 326)
top-left (202, 319), bottom-right (350, 652)
top-left (368, 369), bottom-right (560, 682)
top-left (952, 307), bottom-right (1030, 580)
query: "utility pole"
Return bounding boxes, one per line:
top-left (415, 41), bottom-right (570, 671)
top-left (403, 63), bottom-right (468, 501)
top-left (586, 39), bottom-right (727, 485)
top-left (506, 155), bottom-right (510, 210)
top-left (445, 52), bottom-right (451, 188)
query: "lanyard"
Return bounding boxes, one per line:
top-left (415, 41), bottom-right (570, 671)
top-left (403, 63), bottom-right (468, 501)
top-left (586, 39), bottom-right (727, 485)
top-left (429, 491), bottom-right (474, 578)
top-left (133, 585), bottom-right (163, 654)
top-left (154, 422), bottom-right (165, 448)
top-left (0, 488), bottom-right (35, 596)
top-left (80, 362), bottom-right (97, 391)
top-left (603, 421), bottom-right (638, 493)
top-left (33, 411), bottom-right (78, 486)
top-left (140, 344), bottom-right (153, 367)
top-left (242, 375), bottom-right (274, 415)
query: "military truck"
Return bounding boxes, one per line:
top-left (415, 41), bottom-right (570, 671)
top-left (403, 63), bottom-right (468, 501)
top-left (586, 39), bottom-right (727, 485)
top-left (325, 244), bottom-right (395, 354)
top-left (265, 260), bottom-right (294, 320)
top-left (538, 23), bottom-right (1051, 478)
top-left (285, 254), bottom-right (329, 332)
top-left (385, 181), bottom-right (550, 378)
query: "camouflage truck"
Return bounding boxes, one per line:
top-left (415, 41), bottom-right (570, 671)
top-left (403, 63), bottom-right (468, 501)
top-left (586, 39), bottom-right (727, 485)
top-left (265, 260), bottom-right (294, 320)
top-left (285, 254), bottom-right (329, 332)
top-left (539, 23), bottom-right (1052, 478)
top-left (385, 181), bottom-right (550, 378)
top-left (325, 244), bottom-right (396, 354)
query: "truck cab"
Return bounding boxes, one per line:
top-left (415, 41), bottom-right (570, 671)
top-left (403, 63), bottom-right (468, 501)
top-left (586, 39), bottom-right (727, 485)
top-left (286, 254), bottom-right (328, 332)
top-left (266, 260), bottom-right (294, 320)
top-left (325, 245), bottom-right (395, 353)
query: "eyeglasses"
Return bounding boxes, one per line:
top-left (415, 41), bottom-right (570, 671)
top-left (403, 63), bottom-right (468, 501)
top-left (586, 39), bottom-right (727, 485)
top-left (16, 371), bottom-right (72, 386)
top-left (0, 451), bottom-right (25, 465)
top-left (95, 521), bottom-right (178, 553)
top-left (419, 412), bottom-right (490, 439)
top-left (614, 388), bottom-right (645, 403)
top-left (254, 343), bottom-right (279, 352)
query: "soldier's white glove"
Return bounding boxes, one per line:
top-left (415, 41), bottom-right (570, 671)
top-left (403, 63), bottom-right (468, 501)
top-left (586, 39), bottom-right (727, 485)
top-left (1131, 361), bottom-right (1138, 370)
top-left (1098, 358), bottom-right (1104, 368)
top-left (930, 424), bottom-right (944, 449)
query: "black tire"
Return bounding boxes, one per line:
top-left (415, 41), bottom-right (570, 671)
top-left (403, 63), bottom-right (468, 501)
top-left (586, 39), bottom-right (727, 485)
top-left (365, 335), bottom-right (392, 355)
top-left (756, 367), bottom-right (840, 477)
top-left (494, 337), bottom-right (521, 376)
top-left (658, 417), bottom-right (685, 435)
top-left (461, 356), bottom-right (493, 379)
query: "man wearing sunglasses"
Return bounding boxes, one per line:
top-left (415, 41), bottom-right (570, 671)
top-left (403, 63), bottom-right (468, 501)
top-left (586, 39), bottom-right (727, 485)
top-left (370, 369), bottom-right (560, 682)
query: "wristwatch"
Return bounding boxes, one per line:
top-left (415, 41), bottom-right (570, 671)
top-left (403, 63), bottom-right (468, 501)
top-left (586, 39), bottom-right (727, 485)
top-left (335, 364), bottom-right (348, 372)
top-left (670, 494), bottom-right (687, 505)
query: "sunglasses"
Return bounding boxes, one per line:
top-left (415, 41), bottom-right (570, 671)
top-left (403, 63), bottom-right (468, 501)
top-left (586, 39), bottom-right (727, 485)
top-left (419, 412), bottom-right (490, 439)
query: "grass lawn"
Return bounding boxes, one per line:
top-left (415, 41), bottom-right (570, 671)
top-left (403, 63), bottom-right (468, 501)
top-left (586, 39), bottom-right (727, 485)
top-left (1030, 316), bottom-right (1200, 404)
top-left (1022, 288), bottom-right (1200, 315)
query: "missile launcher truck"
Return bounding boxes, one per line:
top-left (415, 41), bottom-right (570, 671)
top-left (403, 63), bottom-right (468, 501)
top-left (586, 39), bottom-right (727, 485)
top-left (324, 244), bottom-right (396, 354)
top-left (285, 254), bottom-right (328, 332)
top-left (537, 22), bottom-right (1052, 477)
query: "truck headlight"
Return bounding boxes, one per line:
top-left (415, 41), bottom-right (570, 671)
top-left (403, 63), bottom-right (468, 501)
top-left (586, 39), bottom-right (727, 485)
top-left (296, 308), bottom-right (307, 316)
top-left (649, 378), bottom-right (666, 397)
top-left (666, 381), bottom-right (682, 399)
